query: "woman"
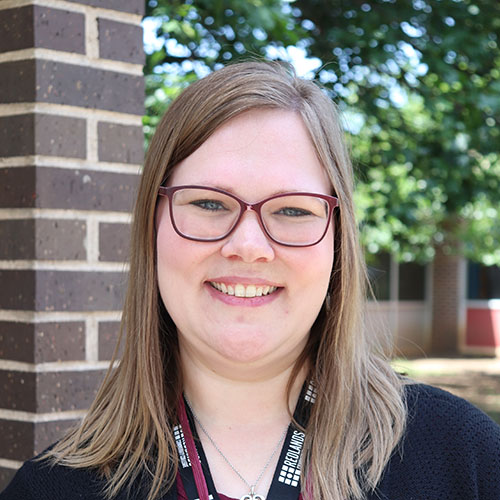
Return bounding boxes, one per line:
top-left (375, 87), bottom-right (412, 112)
top-left (2, 61), bottom-right (499, 500)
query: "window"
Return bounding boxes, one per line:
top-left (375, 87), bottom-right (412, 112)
top-left (367, 252), bottom-right (391, 300)
top-left (468, 262), bottom-right (500, 299)
top-left (367, 253), bottom-right (427, 301)
top-left (399, 262), bottom-right (426, 300)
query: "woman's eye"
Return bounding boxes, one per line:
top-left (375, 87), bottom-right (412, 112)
top-left (190, 199), bottom-right (227, 211)
top-left (275, 207), bottom-right (313, 217)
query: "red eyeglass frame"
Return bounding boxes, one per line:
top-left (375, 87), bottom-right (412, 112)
top-left (157, 185), bottom-right (339, 247)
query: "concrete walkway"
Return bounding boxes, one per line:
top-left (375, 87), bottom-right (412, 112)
top-left (392, 357), bottom-right (500, 375)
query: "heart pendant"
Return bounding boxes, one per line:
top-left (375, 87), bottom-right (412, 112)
top-left (240, 494), bottom-right (265, 500)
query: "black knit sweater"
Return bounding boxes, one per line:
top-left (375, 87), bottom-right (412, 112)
top-left (2, 384), bottom-right (500, 500)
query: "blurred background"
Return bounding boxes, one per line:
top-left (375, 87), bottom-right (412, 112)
top-left (143, 0), bottom-right (500, 358)
top-left (0, 0), bottom-right (499, 489)
top-left (142, 0), bottom-right (500, 422)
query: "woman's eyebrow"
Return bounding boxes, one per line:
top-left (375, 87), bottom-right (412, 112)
top-left (202, 184), bottom-right (315, 196)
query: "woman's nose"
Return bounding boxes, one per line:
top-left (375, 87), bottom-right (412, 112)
top-left (220, 211), bottom-right (275, 262)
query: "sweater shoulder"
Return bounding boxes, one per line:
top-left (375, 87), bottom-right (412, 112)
top-left (0, 454), bottom-right (176, 500)
top-left (0, 456), bottom-right (108, 500)
top-left (371, 382), bottom-right (500, 500)
top-left (402, 381), bottom-right (500, 459)
top-left (404, 381), bottom-right (500, 435)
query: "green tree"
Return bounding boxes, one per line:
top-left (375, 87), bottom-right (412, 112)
top-left (144, 0), bottom-right (306, 144)
top-left (144, 0), bottom-right (500, 267)
top-left (294, 0), bottom-right (500, 266)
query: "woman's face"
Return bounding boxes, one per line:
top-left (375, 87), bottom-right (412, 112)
top-left (156, 109), bottom-right (334, 376)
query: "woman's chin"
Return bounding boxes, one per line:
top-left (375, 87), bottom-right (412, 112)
top-left (213, 338), bottom-right (271, 365)
top-left (210, 334), bottom-right (303, 373)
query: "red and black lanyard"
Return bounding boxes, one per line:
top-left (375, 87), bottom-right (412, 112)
top-left (174, 382), bottom-right (316, 500)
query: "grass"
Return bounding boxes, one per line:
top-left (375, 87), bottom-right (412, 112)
top-left (391, 358), bottom-right (500, 424)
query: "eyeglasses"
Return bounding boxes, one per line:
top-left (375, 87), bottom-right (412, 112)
top-left (157, 185), bottom-right (339, 247)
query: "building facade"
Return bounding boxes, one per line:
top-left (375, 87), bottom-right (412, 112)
top-left (368, 254), bottom-right (500, 357)
top-left (0, 0), bottom-right (144, 489)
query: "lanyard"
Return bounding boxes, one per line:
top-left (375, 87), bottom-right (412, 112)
top-left (174, 381), bottom-right (316, 500)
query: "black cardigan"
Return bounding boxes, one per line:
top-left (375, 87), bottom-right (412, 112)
top-left (2, 383), bottom-right (500, 500)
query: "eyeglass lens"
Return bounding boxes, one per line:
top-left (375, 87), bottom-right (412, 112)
top-left (171, 188), bottom-right (330, 245)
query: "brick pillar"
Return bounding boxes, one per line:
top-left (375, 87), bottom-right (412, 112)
top-left (0, 0), bottom-right (144, 488)
top-left (430, 245), bottom-right (467, 354)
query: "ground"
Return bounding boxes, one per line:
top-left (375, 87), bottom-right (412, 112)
top-left (392, 357), bottom-right (500, 424)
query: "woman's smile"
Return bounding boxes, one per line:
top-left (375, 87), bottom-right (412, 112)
top-left (205, 278), bottom-right (283, 307)
top-left (208, 281), bottom-right (279, 298)
top-left (155, 108), bottom-right (334, 367)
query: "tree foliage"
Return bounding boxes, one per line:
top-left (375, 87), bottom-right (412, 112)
top-left (296, 0), bottom-right (500, 265)
top-left (144, 0), bottom-right (306, 142)
top-left (144, 0), bottom-right (500, 265)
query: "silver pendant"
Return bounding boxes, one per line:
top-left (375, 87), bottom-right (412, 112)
top-left (240, 486), bottom-right (265, 500)
top-left (240, 494), bottom-right (264, 500)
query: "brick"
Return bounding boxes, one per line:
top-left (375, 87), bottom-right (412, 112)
top-left (0, 6), bottom-right (85, 54)
top-left (98, 18), bottom-right (144, 64)
top-left (0, 167), bottom-right (138, 212)
top-left (0, 114), bottom-right (34, 157)
top-left (0, 322), bottom-right (85, 363)
top-left (0, 467), bottom-right (16, 492)
top-left (34, 114), bottom-right (86, 158)
top-left (0, 369), bottom-right (106, 412)
top-left (33, 6), bottom-right (85, 54)
top-left (36, 270), bottom-right (127, 311)
top-left (35, 322), bottom-right (86, 362)
top-left (99, 222), bottom-right (131, 262)
top-left (0, 7), bottom-right (34, 53)
top-left (37, 370), bottom-right (106, 412)
top-left (0, 60), bottom-right (144, 115)
top-left (64, 0), bottom-right (144, 15)
top-left (98, 321), bottom-right (122, 360)
top-left (0, 418), bottom-right (78, 461)
top-left (0, 322), bottom-right (34, 362)
top-left (0, 270), bottom-right (127, 311)
top-left (0, 167), bottom-right (36, 208)
top-left (0, 419), bottom-right (33, 461)
top-left (0, 219), bottom-right (86, 260)
top-left (0, 271), bottom-right (35, 311)
top-left (34, 419), bottom-right (79, 455)
top-left (0, 60), bottom-right (36, 104)
top-left (0, 371), bottom-right (36, 411)
top-left (0, 114), bottom-right (86, 158)
top-left (28, 60), bottom-right (147, 115)
top-left (98, 122), bottom-right (144, 164)
top-left (34, 219), bottom-right (87, 260)
top-left (0, 220), bottom-right (35, 260)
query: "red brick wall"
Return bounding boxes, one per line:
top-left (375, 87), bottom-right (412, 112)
top-left (0, 0), bottom-right (144, 488)
top-left (430, 245), bottom-right (466, 354)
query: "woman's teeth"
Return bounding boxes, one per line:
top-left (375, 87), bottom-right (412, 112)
top-left (210, 282), bottom-right (278, 298)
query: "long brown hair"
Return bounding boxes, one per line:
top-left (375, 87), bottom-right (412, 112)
top-left (46, 61), bottom-right (406, 499)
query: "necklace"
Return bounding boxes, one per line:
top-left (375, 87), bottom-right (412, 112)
top-left (185, 397), bottom-right (289, 500)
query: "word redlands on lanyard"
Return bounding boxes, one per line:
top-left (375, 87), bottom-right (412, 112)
top-left (174, 382), bottom-right (316, 500)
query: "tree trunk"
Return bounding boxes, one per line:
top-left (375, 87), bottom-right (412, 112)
top-left (430, 244), bottom-right (467, 354)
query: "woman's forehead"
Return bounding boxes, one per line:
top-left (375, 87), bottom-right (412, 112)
top-left (168, 109), bottom-right (332, 195)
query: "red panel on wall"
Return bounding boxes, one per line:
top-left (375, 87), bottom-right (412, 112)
top-left (466, 308), bottom-right (500, 347)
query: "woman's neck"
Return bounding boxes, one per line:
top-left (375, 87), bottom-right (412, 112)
top-left (180, 349), bottom-right (308, 499)
top-left (181, 348), bottom-right (307, 426)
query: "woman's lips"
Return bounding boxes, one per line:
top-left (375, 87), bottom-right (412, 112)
top-left (209, 281), bottom-right (278, 298)
top-left (205, 279), bottom-right (282, 306)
